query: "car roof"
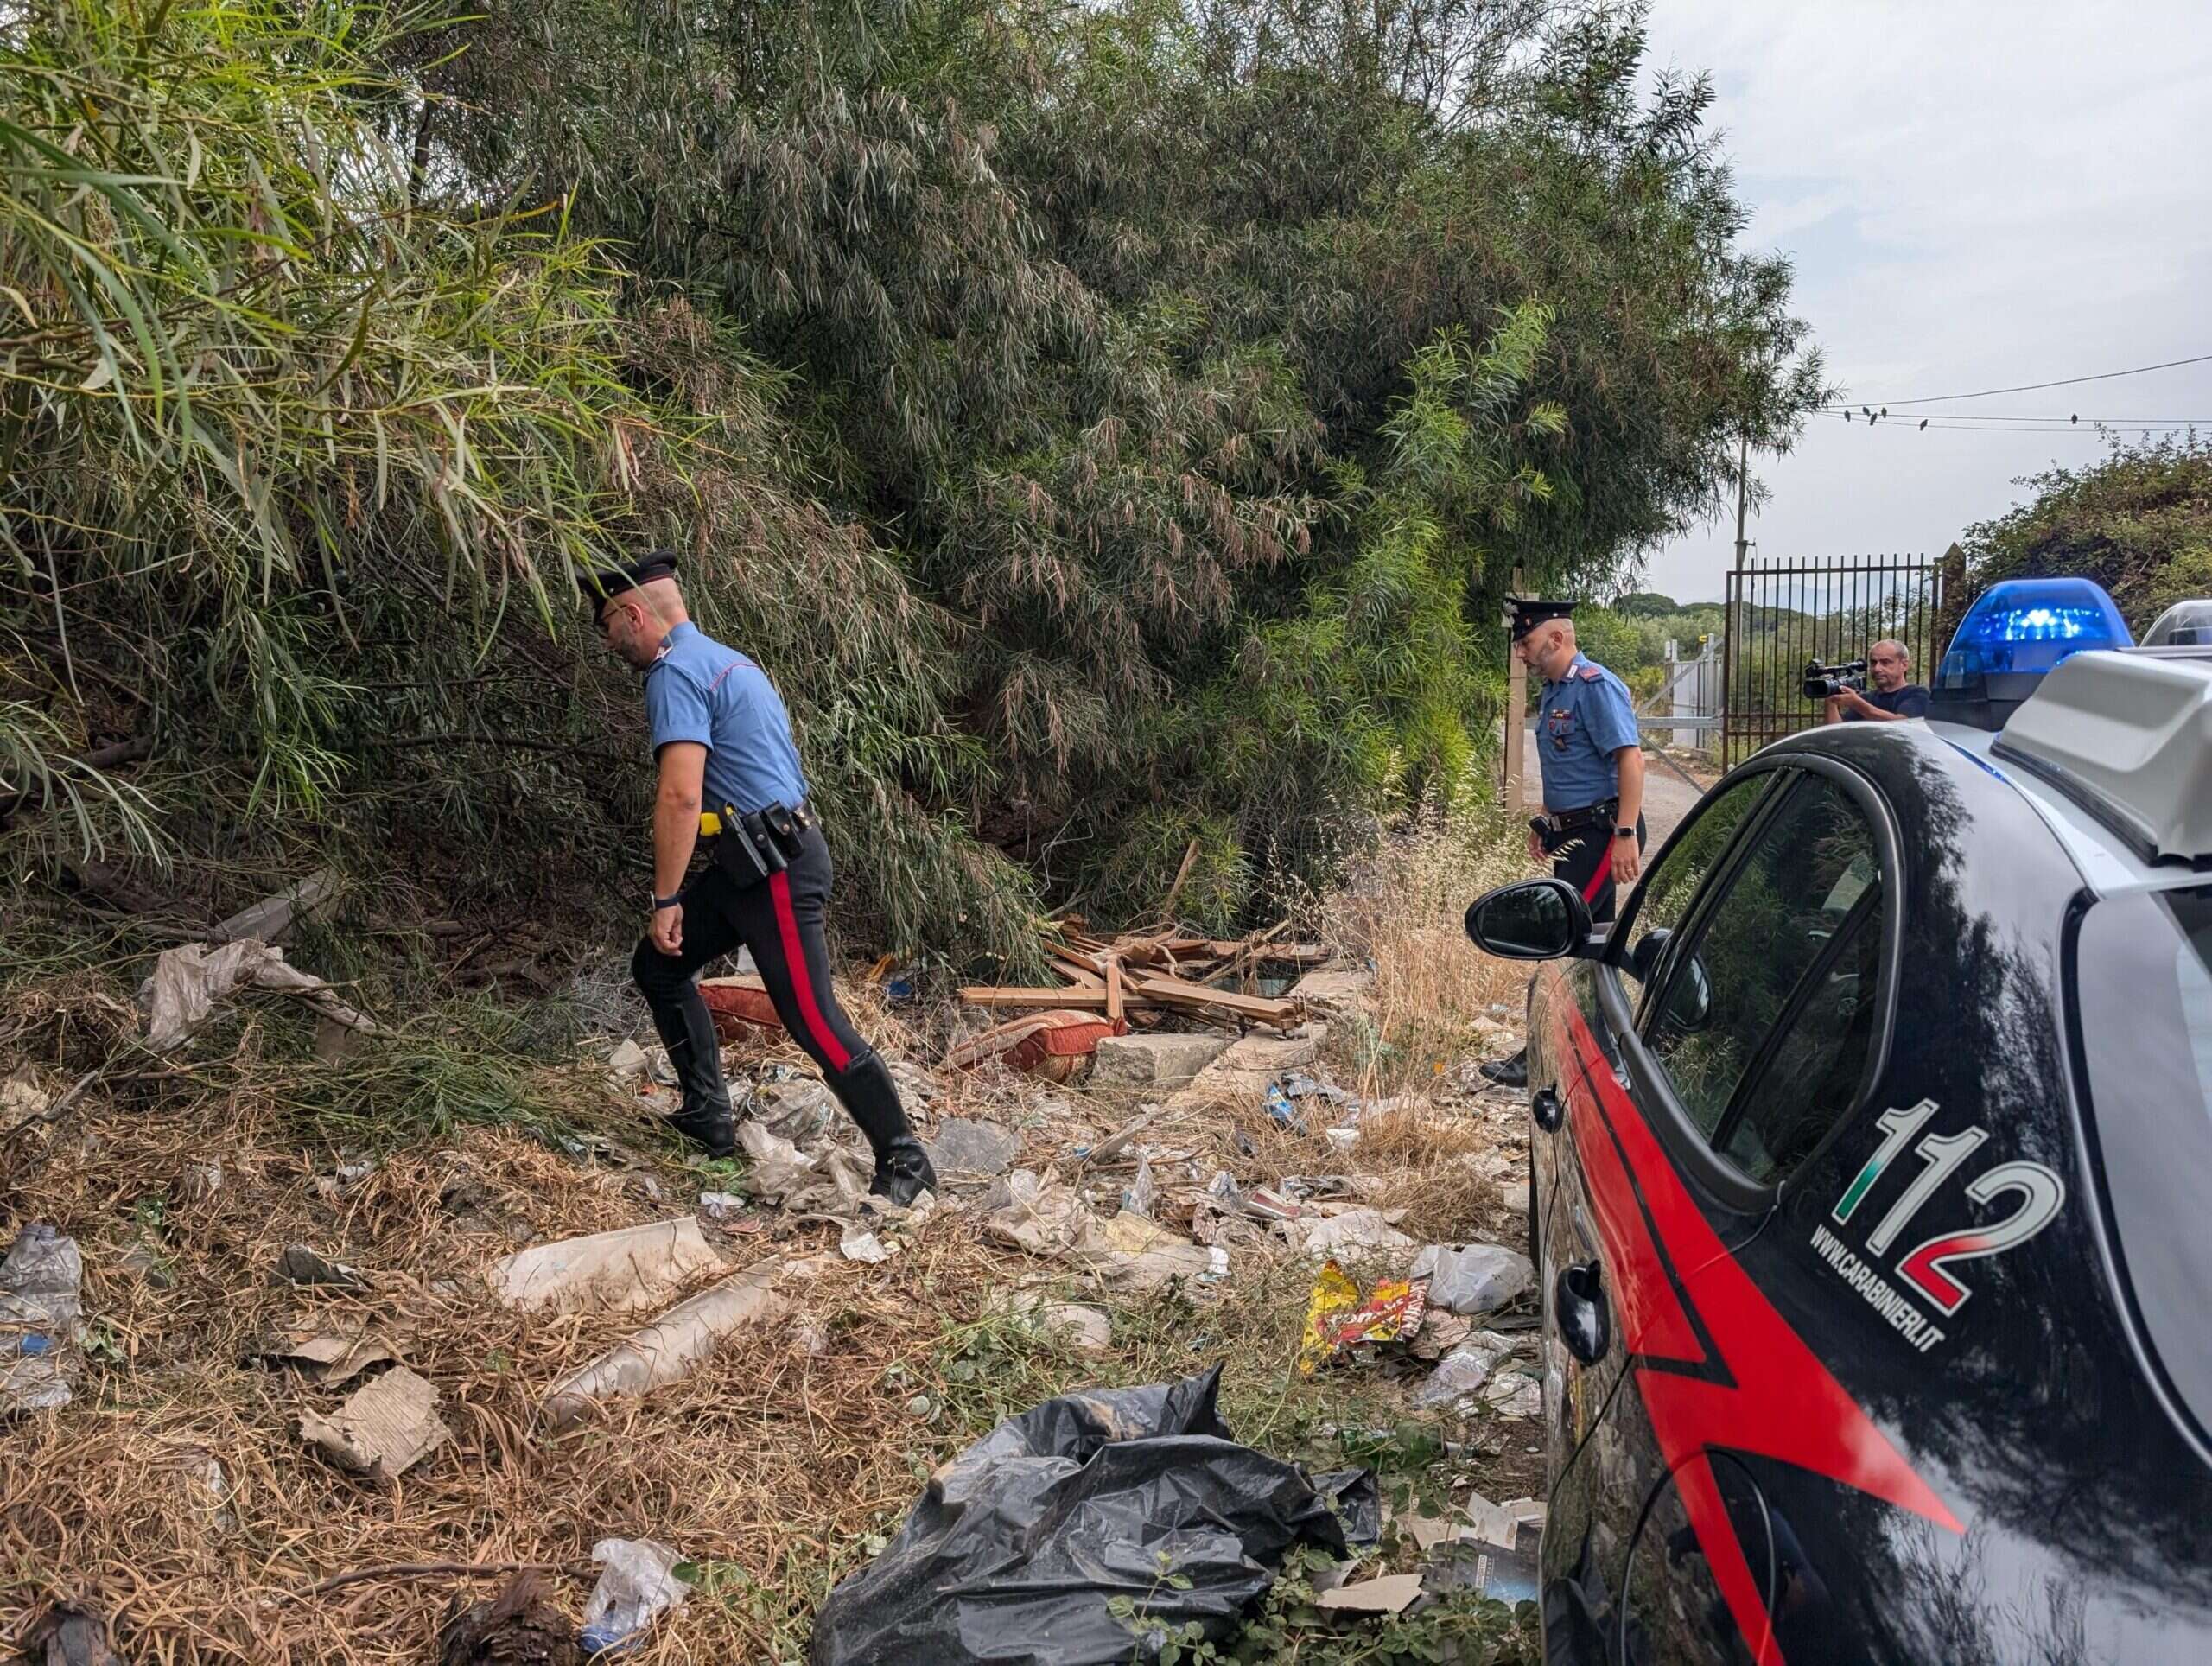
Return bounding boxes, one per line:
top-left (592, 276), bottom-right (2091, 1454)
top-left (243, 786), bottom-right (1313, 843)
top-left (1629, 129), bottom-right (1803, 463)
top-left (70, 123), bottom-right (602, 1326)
top-left (1923, 720), bottom-right (2188, 899)
top-left (1764, 645), bottom-right (2212, 901)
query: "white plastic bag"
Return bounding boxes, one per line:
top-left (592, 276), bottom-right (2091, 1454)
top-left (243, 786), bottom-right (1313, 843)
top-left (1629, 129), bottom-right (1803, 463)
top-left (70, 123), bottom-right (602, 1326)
top-left (579, 1536), bottom-right (690, 1655)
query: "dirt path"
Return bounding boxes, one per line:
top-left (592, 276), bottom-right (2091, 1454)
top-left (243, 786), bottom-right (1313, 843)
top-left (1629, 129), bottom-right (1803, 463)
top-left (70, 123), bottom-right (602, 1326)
top-left (1640, 754), bottom-right (1711, 846)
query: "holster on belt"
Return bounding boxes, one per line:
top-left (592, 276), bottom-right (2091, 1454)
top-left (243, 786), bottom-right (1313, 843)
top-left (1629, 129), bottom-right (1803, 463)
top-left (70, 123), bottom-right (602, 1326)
top-left (1530, 797), bottom-right (1619, 855)
top-left (706, 800), bottom-right (814, 891)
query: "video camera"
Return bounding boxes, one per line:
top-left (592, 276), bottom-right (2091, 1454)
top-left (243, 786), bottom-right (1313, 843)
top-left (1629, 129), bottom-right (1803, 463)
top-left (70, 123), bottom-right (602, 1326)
top-left (1802, 658), bottom-right (1867, 700)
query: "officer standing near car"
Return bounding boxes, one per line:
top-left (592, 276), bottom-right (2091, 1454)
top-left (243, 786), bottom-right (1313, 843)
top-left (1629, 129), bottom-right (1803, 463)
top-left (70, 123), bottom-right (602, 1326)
top-left (581, 551), bottom-right (936, 1205)
top-left (1481, 599), bottom-right (1646, 1089)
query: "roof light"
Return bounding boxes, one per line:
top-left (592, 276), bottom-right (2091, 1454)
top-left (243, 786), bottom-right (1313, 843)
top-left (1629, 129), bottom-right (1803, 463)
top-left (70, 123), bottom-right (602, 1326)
top-left (2143, 599), bottom-right (2212, 648)
top-left (1931, 577), bottom-right (2133, 730)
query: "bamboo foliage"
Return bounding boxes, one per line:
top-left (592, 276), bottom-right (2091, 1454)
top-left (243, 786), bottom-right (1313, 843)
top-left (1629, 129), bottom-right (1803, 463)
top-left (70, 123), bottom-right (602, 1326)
top-left (3, 0), bottom-right (1827, 959)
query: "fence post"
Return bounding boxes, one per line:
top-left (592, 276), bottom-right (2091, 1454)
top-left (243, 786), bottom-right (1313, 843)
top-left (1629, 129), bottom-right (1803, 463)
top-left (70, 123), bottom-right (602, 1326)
top-left (1502, 569), bottom-right (1527, 812)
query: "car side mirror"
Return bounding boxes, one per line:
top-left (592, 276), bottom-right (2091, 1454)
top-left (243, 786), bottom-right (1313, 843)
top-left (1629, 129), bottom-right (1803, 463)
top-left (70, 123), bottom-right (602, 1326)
top-left (1658, 951), bottom-right (1714, 1033)
top-left (1628, 926), bottom-right (1674, 985)
top-left (1464, 879), bottom-right (1596, 961)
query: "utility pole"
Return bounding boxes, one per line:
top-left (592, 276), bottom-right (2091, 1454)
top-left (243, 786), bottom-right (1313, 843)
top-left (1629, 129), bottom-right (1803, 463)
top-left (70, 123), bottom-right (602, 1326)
top-left (1733, 434), bottom-right (1751, 568)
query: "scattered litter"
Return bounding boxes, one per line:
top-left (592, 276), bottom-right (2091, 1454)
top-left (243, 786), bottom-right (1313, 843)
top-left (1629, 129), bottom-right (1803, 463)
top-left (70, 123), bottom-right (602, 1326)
top-left (696, 1191), bottom-right (747, 1222)
top-left (1263, 1083), bottom-right (1306, 1131)
top-left (270, 1243), bottom-right (366, 1289)
top-left (1084, 1208), bottom-right (1215, 1289)
top-left (2, 1223), bottom-right (83, 1414)
top-left (543, 1262), bottom-right (785, 1431)
top-left (1033, 1303), bottom-right (1111, 1352)
top-left (299, 1364), bottom-right (451, 1479)
top-left (1121, 1154), bottom-right (1157, 1218)
top-left (486, 1218), bottom-right (721, 1316)
top-left (1293, 1208), bottom-right (1415, 1258)
top-left (436, 1571), bottom-right (581, 1666)
top-left (1408, 1308), bottom-right (1474, 1361)
top-left (734, 1121), bottom-right (872, 1214)
top-left (1412, 1243), bottom-right (1534, 1317)
top-left (0, 1223), bottom-right (83, 1332)
top-left (607, 1039), bottom-right (651, 1081)
top-left (10, 1601), bottom-right (124, 1665)
top-left (944, 1008), bottom-right (1118, 1080)
top-left (2, 1071), bottom-right (52, 1132)
top-left (1298, 1260), bottom-right (1427, 1375)
top-left (139, 937), bottom-right (375, 1052)
top-left (1324, 1126), bottom-right (1360, 1151)
top-left (982, 1168), bottom-right (1092, 1256)
top-left (1316, 1572), bottom-right (1424, 1615)
top-left (809, 1365), bottom-right (1375, 1666)
top-left (925, 1116), bottom-right (1021, 1179)
top-left (1411, 1332), bottom-right (1518, 1411)
top-left (839, 1226), bottom-right (893, 1263)
top-left (699, 975), bottom-right (785, 1040)
top-left (256, 1326), bottom-right (410, 1387)
top-left (1484, 1370), bottom-right (1541, 1418)
top-left (753, 1078), bottom-right (836, 1142)
top-left (1420, 1497), bottom-right (1544, 1604)
top-left (579, 1537), bottom-right (690, 1656)
top-left (960, 922), bottom-right (1325, 1033)
top-left (1498, 1180), bottom-right (1531, 1216)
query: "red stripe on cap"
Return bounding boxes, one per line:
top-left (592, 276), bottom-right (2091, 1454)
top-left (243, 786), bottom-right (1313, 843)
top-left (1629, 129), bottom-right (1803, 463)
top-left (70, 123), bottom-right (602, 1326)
top-left (770, 871), bottom-right (851, 1073)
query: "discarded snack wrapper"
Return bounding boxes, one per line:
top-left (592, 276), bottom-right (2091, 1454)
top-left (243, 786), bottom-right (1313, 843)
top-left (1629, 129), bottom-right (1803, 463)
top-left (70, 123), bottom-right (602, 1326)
top-left (1297, 1259), bottom-right (1428, 1376)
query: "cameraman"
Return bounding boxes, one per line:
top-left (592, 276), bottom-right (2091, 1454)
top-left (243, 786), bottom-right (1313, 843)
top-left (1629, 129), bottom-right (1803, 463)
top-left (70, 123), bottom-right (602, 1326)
top-left (1824, 639), bottom-right (1929, 723)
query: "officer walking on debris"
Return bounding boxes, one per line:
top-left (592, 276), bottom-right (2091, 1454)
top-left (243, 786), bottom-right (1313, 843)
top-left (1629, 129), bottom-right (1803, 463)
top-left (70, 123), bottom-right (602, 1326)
top-left (582, 551), bottom-right (937, 1205)
top-left (1481, 599), bottom-right (1645, 1089)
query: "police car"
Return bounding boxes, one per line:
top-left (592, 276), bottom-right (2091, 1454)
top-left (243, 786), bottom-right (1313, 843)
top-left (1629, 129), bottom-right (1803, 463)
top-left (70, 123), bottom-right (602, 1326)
top-left (1462, 577), bottom-right (2212, 1663)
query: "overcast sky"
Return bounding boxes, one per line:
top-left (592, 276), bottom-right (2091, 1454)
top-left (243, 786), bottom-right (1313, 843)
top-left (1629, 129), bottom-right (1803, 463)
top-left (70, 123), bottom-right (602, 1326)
top-left (1637, 1), bottom-right (2212, 602)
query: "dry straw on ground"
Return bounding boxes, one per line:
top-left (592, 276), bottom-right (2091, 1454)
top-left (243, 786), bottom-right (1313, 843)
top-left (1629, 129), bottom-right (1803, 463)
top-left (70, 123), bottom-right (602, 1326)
top-left (2, 813), bottom-right (1541, 1663)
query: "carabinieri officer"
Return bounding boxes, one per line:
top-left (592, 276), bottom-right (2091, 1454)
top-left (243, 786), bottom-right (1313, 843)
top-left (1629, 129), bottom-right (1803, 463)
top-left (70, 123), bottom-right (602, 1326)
top-left (1482, 597), bottom-right (1646, 1089)
top-left (582, 551), bottom-right (936, 1205)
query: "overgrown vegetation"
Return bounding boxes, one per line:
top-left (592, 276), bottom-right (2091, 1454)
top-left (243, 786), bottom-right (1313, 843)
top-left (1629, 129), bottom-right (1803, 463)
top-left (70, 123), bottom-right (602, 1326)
top-left (1961, 433), bottom-right (2212, 631)
top-left (3, 0), bottom-right (1821, 970)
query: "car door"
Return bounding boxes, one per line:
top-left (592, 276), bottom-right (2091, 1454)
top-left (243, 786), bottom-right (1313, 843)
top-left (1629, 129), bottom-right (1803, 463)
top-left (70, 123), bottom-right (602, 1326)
top-left (1534, 768), bottom-right (1790, 1657)
top-left (1541, 761), bottom-right (1900, 1665)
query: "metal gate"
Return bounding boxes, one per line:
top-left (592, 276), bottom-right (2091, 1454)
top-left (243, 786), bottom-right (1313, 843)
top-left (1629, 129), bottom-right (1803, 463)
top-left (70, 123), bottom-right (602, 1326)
top-left (1722, 555), bottom-right (1944, 767)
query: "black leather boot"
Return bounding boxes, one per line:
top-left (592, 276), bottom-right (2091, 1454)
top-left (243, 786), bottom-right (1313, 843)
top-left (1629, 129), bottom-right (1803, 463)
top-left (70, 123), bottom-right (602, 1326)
top-left (830, 1049), bottom-right (938, 1206)
top-left (632, 943), bottom-right (735, 1157)
top-left (1480, 1050), bottom-right (1529, 1090)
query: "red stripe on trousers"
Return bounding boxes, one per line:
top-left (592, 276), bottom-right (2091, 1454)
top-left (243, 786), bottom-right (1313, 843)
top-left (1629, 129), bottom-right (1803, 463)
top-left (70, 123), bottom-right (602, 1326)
top-left (769, 871), bottom-right (852, 1073)
top-left (1581, 855), bottom-right (1611, 904)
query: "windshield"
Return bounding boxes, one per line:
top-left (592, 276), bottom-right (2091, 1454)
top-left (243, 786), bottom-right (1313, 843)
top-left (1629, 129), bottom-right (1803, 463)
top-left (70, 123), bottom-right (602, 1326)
top-left (2071, 883), bottom-right (2212, 1433)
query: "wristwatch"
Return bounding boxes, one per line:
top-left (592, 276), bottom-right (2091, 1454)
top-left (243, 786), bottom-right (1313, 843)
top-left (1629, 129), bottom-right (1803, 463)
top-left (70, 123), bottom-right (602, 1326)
top-left (652, 893), bottom-right (683, 911)
top-left (1612, 826), bottom-right (1637, 840)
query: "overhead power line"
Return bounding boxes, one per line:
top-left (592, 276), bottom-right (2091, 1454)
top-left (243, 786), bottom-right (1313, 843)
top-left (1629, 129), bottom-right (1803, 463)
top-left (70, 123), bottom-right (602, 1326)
top-left (1840, 352), bottom-right (2212, 408)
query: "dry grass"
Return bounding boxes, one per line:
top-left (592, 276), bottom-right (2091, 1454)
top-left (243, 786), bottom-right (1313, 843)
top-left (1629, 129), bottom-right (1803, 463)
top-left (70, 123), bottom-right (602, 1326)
top-left (1312, 797), bottom-right (1535, 1102)
top-left (0, 809), bottom-right (1545, 1663)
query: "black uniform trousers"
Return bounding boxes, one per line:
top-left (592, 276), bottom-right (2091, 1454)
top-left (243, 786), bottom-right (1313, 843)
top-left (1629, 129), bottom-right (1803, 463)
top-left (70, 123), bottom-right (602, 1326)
top-left (630, 822), bottom-right (904, 1144)
top-left (1541, 815), bottom-right (1647, 925)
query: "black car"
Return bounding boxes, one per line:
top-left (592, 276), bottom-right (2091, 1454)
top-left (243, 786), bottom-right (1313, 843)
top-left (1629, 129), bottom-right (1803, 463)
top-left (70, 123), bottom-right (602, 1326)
top-left (1464, 579), bottom-right (2212, 1663)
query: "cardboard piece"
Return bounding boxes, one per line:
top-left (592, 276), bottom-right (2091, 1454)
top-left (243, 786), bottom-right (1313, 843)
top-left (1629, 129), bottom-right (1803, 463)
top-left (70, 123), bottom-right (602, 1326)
top-left (299, 1365), bottom-right (450, 1478)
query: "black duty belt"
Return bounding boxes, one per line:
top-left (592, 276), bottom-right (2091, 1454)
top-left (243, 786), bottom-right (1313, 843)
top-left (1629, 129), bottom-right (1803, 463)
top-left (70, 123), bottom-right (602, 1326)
top-left (1530, 798), bottom-right (1619, 837)
top-left (702, 799), bottom-right (815, 887)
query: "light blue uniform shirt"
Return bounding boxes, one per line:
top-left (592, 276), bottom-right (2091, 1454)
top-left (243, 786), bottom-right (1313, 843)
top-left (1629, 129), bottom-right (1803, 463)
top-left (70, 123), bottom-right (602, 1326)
top-left (1536, 652), bottom-right (1638, 812)
top-left (644, 623), bottom-right (810, 815)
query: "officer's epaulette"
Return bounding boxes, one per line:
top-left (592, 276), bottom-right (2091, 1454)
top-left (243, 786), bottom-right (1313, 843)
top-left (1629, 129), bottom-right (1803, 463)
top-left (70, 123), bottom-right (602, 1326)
top-left (1577, 665), bottom-right (1604, 680)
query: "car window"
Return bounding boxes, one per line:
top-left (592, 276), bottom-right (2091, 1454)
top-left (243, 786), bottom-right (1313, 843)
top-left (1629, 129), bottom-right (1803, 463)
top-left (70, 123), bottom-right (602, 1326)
top-left (1715, 905), bottom-right (1881, 1183)
top-left (1645, 775), bottom-right (1881, 1159)
top-left (2072, 884), bottom-right (2212, 1433)
top-left (1618, 771), bottom-right (1780, 1001)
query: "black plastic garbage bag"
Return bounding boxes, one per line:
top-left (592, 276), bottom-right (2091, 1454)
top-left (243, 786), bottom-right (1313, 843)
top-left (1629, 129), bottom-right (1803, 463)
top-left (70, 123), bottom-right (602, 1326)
top-left (810, 1364), bottom-right (1376, 1665)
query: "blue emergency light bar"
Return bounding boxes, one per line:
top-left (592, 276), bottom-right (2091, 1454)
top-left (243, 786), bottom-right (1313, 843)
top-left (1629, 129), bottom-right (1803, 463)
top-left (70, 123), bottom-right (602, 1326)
top-left (1931, 576), bottom-right (2133, 730)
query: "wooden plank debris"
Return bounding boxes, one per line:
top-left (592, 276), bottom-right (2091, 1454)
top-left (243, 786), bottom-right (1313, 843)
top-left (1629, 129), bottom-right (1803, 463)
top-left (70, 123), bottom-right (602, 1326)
top-left (959, 920), bottom-right (1332, 1033)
